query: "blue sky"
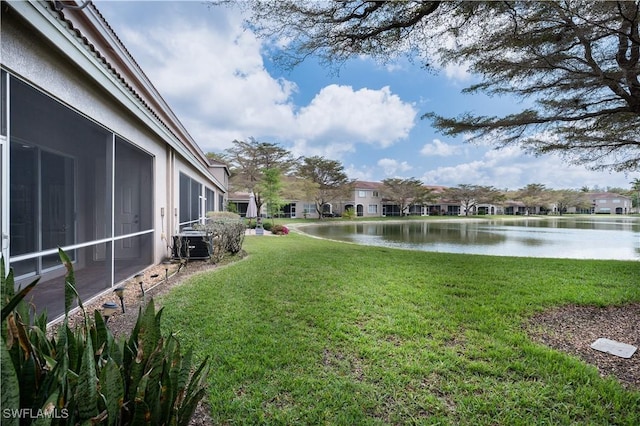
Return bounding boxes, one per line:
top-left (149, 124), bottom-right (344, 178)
top-left (94, 0), bottom-right (638, 191)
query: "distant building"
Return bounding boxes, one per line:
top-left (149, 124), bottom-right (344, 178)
top-left (231, 183), bottom-right (635, 219)
top-left (353, 181), bottom-right (383, 217)
top-left (585, 192), bottom-right (632, 214)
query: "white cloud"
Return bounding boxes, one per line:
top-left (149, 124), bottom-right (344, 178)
top-left (296, 85), bottom-right (416, 148)
top-left (462, 133), bottom-right (475, 141)
top-left (422, 161), bottom-right (490, 187)
top-left (420, 139), bottom-right (461, 157)
top-left (481, 145), bottom-right (525, 162)
top-left (384, 63), bottom-right (405, 72)
top-left (290, 138), bottom-right (355, 161)
top-left (443, 63), bottom-right (471, 81)
top-left (345, 164), bottom-right (375, 181)
top-left (178, 117), bottom-right (243, 151)
top-left (116, 14), bottom-right (416, 158)
top-left (118, 15), bottom-right (297, 144)
top-left (422, 146), bottom-right (634, 190)
top-left (421, 24), bottom-right (473, 83)
top-left (377, 158), bottom-right (413, 176)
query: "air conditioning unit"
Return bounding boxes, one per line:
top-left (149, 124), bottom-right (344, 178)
top-left (172, 229), bottom-right (211, 260)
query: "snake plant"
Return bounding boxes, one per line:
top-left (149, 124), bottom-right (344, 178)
top-left (1, 249), bottom-right (209, 425)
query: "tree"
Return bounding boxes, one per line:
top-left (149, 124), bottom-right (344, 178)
top-left (631, 178), bottom-right (640, 212)
top-left (205, 151), bottom-right (227, 163)
top-left (606, 187), bottom-right (629, 195)
top-left (444, 184), bottom-right (504, 216)
top-left (297, 156), bottom-right (352, 219)
top-left (223, 138), bottom-right (298, 215)
top-left (258, 168), bottom-right (286, 223)
top-left (550, 189), bottom-right (591, 215)
top-left (517, 184), bottom-right (552, 214)
top-left (243, 1), bottom-right (640, 172)
top-left (380, 178), bottom-right (434, 216)
top-left (428, 1), bottom-right (640, 172)
top-left (243, 0), bottom-right (444, 69)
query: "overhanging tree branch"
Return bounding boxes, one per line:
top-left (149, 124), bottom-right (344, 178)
top-left (240, 0), bottom-right (640, 172)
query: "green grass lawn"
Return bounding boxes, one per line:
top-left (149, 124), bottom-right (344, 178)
top-left (159, 231), bottom-right (640, 425)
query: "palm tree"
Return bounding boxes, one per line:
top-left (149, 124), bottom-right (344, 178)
top-left (631, 178), bottom-right (640, 214)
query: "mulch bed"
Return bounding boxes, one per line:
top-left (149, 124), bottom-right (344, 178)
top-left (525, 303), bottom-right (639, 389)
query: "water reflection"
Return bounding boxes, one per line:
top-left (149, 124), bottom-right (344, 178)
top-left (302, 217), bottom-right (640, 260)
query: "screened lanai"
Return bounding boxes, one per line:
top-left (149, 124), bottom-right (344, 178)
top-left (8, 74), bottom-right (153, 318)
top-left (2, 1), bottom-right (228, 321)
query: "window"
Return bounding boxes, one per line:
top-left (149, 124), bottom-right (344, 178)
top-left (303, 203), bottom-right (315, 215)
top-left (368, 204), bottom-right (378, 214)
top-left (372, 191), bottom-right (379, 197)
top-left (358, 190), bottom-right (367, 198)
top-left (190, 180), bottom-right (200, 220)
top-left (205, 187), bottom-right (216, 213)
top-left (179, 173), bottom-right (202, 226)
top-left (447, 205), bottom-right (461, 215)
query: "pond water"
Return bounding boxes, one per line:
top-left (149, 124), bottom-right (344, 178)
top-left (300, 217), bottom-right (640, 260)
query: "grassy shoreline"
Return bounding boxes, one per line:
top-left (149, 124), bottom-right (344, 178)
top-left (160, 229), bottom-right (639, 424)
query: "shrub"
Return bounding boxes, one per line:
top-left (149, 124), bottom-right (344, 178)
top-left (194, 217), bottom-right (246, 262)
top-left (271, 224), bottom-right (289, 235)
top-left (206, 211), bottom-right (240, 220)
top-left (342, 208), bottom-right (357, 220)
top-left (262, 221), bottom-right (273, 231)
top-left (224, 201), bottom-right (238, 214)
top-left (1, 249), bottom-right (209, 426)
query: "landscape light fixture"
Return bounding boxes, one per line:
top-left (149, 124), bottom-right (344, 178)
top-left (163, 261), bottom-right (171, 282)
top-left (150, 274), bottom-right (159, 295)
top-left (102, 302), bottom-right (118, 323)
top-left (114, 287), bottom-right (125, 313)
top-left (135, 273), bottom-right (145, 296)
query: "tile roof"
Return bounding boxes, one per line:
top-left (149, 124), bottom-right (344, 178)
top-left (354, 180), bottom-right (382, 189)
top-left (588, 192), bottom-right (630, 199)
